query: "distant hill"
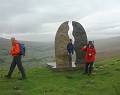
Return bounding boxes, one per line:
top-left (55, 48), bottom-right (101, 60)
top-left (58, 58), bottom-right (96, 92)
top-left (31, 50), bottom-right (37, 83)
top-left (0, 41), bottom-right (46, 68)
top-left (95, 37), bottom-right (120, 51)
top-left (95, 36), bottom-right (120, 60)
top-left (0, 37), bottom-right (54, 68)
top-left (0, 36), bottom-right (120, 67)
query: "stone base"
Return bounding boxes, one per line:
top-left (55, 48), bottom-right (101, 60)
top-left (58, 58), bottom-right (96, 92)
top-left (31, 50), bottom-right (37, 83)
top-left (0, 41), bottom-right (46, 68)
top-left (47, 62), bottom-right (84, 71)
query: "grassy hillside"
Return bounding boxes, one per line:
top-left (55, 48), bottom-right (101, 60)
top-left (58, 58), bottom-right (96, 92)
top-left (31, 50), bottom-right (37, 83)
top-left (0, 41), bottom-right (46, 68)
top-left (0, 56), bottom-right (120, 95)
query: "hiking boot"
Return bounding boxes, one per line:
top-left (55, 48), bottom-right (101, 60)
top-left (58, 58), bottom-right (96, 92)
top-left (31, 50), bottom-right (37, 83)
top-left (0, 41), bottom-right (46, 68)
top-left (88, 73), bottom-right (92, 76)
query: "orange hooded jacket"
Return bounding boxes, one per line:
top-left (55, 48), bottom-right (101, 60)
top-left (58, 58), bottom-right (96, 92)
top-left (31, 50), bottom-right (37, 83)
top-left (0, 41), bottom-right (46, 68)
top-left (10, 40), bottom-right (20, 56)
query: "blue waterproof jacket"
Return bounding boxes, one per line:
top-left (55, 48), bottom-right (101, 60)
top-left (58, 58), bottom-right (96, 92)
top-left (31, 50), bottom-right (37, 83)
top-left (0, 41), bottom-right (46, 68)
top-left (67, 43), bottom-right (74, 54)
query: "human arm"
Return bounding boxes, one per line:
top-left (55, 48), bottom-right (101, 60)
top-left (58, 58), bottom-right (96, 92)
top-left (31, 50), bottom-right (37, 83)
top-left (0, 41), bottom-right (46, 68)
top-left (81, 45), bottom-right (87, 51)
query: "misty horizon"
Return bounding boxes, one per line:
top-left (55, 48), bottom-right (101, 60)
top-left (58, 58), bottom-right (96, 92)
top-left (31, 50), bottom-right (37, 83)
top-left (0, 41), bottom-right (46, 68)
top-left (0, 0), bottom-right (120, 42)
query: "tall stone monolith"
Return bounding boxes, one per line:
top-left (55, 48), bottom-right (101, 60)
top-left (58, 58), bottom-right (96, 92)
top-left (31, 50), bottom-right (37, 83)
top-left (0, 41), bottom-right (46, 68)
top-left (55, 21), bottom-right (69, 68)
top-left (72, 21), bottom-right (88, 67)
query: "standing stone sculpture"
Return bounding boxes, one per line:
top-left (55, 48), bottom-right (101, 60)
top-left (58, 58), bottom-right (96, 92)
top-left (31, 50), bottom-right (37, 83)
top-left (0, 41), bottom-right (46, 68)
top-left (55, 21), bottom-right (69, 68)
top-left (72, 21), bottom-right (88, 67)
top-left (55, 21), bottom-right (88, 69)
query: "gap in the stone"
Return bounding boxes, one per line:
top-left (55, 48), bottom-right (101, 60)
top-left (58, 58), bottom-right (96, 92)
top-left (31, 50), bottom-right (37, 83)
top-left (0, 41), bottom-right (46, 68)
top-left (68, 21), bottom-right (76, 64)
top-left (68, 21), bottom-right (74, 42)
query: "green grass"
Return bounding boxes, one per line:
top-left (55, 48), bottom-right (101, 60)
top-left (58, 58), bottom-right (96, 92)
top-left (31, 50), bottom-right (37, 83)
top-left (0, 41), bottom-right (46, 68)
top-left (0, 57), bottom-right (120, 95)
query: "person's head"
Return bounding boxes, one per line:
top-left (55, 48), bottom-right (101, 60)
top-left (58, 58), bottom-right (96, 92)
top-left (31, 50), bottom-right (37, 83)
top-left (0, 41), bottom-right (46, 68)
top-left (69, 39), bottom-right (72, 43)
top-left (11, 37), bottom-right (16, 44)
top-left (88, 41), bottom-right (92, 44)
top-left (88, 41), bottom-right (94, 48)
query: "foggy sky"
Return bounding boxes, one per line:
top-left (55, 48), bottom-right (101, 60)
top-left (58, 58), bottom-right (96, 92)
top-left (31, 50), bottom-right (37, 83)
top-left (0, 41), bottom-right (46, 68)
top-left (0, 0), bottom-right (120, 42)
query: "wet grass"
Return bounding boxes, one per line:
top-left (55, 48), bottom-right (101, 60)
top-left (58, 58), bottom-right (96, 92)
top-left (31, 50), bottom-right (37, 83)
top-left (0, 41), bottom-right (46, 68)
top-left (0, 56), bottom-right (120, 95)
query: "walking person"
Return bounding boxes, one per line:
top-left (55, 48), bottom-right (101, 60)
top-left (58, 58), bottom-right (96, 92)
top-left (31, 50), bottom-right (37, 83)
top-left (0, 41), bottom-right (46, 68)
top-left (81, 41), bottom-right (96, 75)
top-left (67, 39), bottom-right (74, 67)
top-left (5, 37), bottom-right (26, 80)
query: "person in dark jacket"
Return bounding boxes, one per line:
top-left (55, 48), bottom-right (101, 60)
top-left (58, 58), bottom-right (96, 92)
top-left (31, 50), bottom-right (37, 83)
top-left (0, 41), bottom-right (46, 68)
top-left (81, 41), bottom-right (96, 75)
top-left (67, 39), bottom-right (74, 67)
top-left (5, 37), bottom-right (26, 80)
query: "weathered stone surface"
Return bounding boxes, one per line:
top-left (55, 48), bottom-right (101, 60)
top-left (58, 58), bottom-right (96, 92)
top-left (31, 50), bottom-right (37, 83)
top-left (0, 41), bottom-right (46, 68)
top-left (55, 21), bottom-right (69, 68)
top-left (72, 21), bottom-right (88, 67)
top-left (55, 21), bottom-right (88, 69)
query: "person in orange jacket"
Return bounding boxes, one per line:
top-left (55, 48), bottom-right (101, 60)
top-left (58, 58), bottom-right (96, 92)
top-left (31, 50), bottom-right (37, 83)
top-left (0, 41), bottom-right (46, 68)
top-left (5, 37), bottom-right (26, 80)
top-left (81, 41), bottom-right (96, 75)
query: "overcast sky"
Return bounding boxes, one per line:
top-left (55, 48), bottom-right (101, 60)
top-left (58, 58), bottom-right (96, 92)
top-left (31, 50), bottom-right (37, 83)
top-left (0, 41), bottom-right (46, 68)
top-left (0, 0), bottom-right (120, 42)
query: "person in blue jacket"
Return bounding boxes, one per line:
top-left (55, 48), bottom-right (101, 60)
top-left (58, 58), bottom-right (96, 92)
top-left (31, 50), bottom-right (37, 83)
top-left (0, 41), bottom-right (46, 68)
top-left (67, 39), bottom-right (74, 67)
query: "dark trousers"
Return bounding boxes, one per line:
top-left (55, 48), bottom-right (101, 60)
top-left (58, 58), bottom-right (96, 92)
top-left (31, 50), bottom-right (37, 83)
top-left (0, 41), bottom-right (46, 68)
top-left (8, 55), bottom-right (26, 78)
top-left (85, 62), bottom-right (94, 74)
top-left (68, 53), bottom-right (72, 67)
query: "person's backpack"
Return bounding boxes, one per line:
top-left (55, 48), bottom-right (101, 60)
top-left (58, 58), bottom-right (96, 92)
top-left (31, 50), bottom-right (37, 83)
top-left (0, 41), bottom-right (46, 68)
top-left (19, 43), bottom-right (26, 56)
